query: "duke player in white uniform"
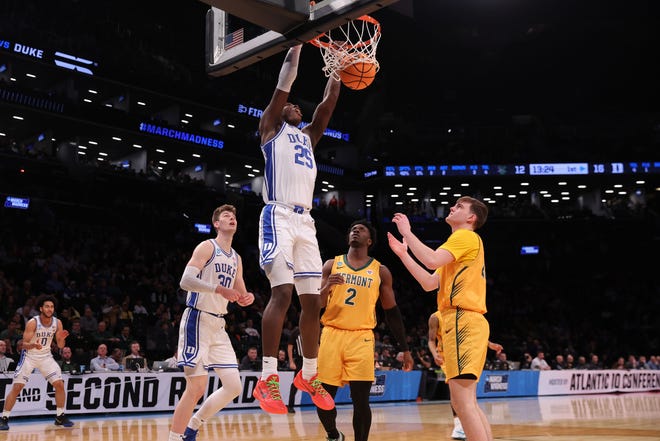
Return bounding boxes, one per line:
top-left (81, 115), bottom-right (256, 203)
top-left (169, 204), bottom-right (254, 441)
top-left (0, 295), bottom-right (73, 430)
top-left (254, 44), bottom-right (341, 414)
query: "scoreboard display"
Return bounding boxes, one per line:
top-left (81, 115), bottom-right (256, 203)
top-left (366, 162), bottom-right (660, 178)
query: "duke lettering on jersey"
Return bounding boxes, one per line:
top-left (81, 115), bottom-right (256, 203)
top-left (215, 262), bottom-right (236, 288)
top-left (214, 262), bottom-right (236, 278)
top-left (287, 133), bottom-right (308, 146)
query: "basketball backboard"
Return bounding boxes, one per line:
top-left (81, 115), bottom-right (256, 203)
top-left (201, 0), bottom-right (400, 76)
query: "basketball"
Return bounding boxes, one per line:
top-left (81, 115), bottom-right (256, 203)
top-left (339, 61), bottom-right (377, 90)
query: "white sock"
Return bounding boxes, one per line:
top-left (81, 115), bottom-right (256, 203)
top-left (2, 411), bottom-right (10, 418)
top-left (168, 431), bottom-right (183, 441)
top-left (57, 408), bottom-right (64, 417)
top-left (191, 370), bottom-right (242, 428)
top-left (454, 416), bottom-right (463, 430)
top-left (262, 357), bottom-right (277, 379)
top-left (189, 415), bottom-right (203, 431)
top-left (302, 357), bottom-right (317, 380)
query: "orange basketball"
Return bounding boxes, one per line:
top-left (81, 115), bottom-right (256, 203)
top-left (339, 61), bottom-right (377, 90)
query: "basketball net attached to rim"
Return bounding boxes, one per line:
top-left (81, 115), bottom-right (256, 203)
top-left (309, 14), bottom-right (381, 90)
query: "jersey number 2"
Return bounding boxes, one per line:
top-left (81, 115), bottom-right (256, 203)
top-left (344, 288), bottom-right (357, 306)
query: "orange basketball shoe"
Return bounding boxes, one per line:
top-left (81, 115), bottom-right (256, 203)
top-left (253, 374), bottom-right (287, 414)
top-left (293, 371), bottom-right (335, 410)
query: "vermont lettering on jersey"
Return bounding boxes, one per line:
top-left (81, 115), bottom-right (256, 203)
top-left (337, 272), bottom-right (375, 288)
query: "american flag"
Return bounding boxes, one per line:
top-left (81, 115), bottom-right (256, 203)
top-left (224, 28), bottom-right (244, 50)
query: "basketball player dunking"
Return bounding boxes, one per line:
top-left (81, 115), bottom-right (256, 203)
top-left (253, 44), bottom-right (341, 414)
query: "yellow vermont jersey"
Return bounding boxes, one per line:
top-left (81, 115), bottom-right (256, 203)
top-left (435, 229), bottom-right (487, 314)
top-left (322, 255), bottom-right (381, 330)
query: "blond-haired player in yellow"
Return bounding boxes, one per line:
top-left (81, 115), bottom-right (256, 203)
top-left (316, 220), bottom-right (413, 441)
top-left (389, 196), bottom-right (493, 441)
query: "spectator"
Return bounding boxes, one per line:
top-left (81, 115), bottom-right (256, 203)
top-left (0, 321), bottom-right (22, 349)
top-left (489, 352), bottom-right (510, 371)
top-left (391, 352), bottom-right (406, 370)
top-left (243, 318), bottom-right (260, 340)
top-left (90, 344), bottom-right (120, 372)
top-left (520, 352), bottom-right (533, 370)
top-left (586, 354), bottom-right (602, 370)
top-left (79, 306), bottom-right (98, 334)
top-left (0, 340), bottom-right (16, 372)
top-left (123, 341), bottom-right (147, 372)
top-left (646, 355), bottom-right (660, 370)
top-left (116, 325), bottom-right (133, 353)
top-left (551, 354), bottom-right (566, 370)
top-left (625, 355), bottom-right (640, 369)
top-left (328, 195), bottom-right (338, 211)
top-left (57, 347), bottom-right (80, 374)
top-left (110, 348), bottom-right (124, 366)
top-left (89, 320), bottom-right (118, 348)
top-left (117, 301), bottom-right (134, 329)
top-left (575, 356), bottom-right (588, 369)
top-left (239, 346), bottom-right (262, 371)
top-left (66, 319), bottom-right (90, 364)
top-left (564, 354), bottom-right (575, 369)
top-left (373, 351), bottom-right (383, 370)
top-left (612, 356), bottom-right (626, 369)
top-left (414, 347), bottom-right (433, 371)
top-left (531, 351), bottom-right (551, 370)
top-left (277, 349), bottom-right (289, 370)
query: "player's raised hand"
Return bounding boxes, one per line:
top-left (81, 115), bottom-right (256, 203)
top-left (387, 232), bottom-right (408, 257)
top-left (56, 329), bottom-right (69, 340)
top-left (391, 212), bottom-right (412, 236)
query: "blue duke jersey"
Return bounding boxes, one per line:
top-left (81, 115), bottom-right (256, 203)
top-left (28, 316), bottom-right (58, 358)
top-left (261, 123), bottom-right (316, 209)
top-left (186, 239), bottom-right (238, 315)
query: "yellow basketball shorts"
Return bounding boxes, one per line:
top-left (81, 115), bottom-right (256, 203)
top-left (440, 308), bottom-right (489, 380)
top-left (318, 326), bottom-right (375, 387)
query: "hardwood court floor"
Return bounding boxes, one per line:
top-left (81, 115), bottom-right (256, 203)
top-left (0, 392), bottom-right (658, 441)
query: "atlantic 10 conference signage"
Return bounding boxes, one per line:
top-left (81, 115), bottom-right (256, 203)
top-left (538, 369), bottom-right (660, 395)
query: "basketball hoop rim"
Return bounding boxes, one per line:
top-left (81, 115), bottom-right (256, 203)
top-left (309, 15), bottom-right (381, 50)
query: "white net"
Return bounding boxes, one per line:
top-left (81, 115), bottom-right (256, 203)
top-left (310, 15), bottom-right (381, 80)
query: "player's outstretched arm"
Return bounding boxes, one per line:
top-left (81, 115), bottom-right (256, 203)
top-left (305, 76), bottom-right (341, 147)
top-left (387, 232), bottom-right (439, 292)
top-left (259, 45), bottom-right (302, 144)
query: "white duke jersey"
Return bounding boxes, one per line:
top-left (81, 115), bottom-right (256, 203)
top-left (261, 123), bottom-right (317, 209)
top-left (28, 316), bottom-right (58, 358)
top-left (185, 239), bottom-right (237, 315)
